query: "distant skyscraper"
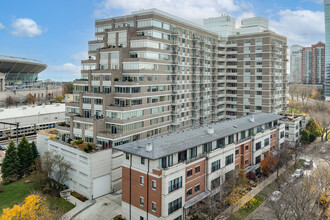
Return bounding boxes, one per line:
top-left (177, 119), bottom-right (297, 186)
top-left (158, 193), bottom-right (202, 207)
top-left (324, 0), bottom-right (330, 99)
top-left (290, 45), bottom-right (303, 83)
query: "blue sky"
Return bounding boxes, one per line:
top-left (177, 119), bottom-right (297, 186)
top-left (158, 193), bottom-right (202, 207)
top-left (0, 0), bottom-right (325, 81)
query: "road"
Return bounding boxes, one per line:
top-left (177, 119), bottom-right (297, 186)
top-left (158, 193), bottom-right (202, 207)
top-left (246, 141), bottom-right (329, 220)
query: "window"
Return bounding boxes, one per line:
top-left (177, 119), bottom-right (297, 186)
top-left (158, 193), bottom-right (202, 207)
top-left (194, 184), bottom-right (200, 193)
top-left (152, 202), bottom-right (156, 212)
top-left (211, 177), bottom-right (220, 189)
top-left (217, 138), bottom-right (225, 148)
top-left (203, 142), bottom-right (212, 153)
top-left (235, 149), bottom-right (239, 155)
top-left (140, 197), bottom-right (144, 206)
top-left (187, 169), bottom-right (193, 177)
top-left (140, 176), bottom-right (144, 185)
top-left (241, 131), bottom-right (246, 139)
top-left (264, 138), bottom-right (269, 146)
top-left (256, 142), bottom-right (261, 151)
top-left (225, 154), bottom-right (234, 166)
top-left (190, 147), bottom-right (197, 158)
top-left (211, 160), bottom-right (221, 172)
top-left (141, 157), bottom-right (145, 165)
top-left (174, 216), bottom-right (182, 220)
top-left (168, 177), bottom-right (182, 193)
top-left (168, 197), bottom-right (182, 215)
top-left (280, 131), bottom-right (284, 138)
top-left (160, 155), bottom-right (173, 168)
top-left (140, 217), bottom-right (144, 220)
top-left (228, 135), bottom-right (234, 144)
top-left (256, 155), bottom-right (261, 164)
top-left (187, 188), bottom-right (192, 197)
top-left (126, 153), bottom-right (129, 160)
top-left (152, 180), bottom-right (156, 190)
top-left (245, 159), bottom-right (249, 165)
top-left (195, 166), bottom-right (200, 174)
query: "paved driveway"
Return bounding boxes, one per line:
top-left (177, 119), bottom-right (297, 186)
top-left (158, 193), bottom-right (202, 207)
top-left (73, 193), bottom-right (122, 220)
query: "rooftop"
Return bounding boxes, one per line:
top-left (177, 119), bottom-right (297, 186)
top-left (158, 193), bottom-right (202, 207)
top-left (0, 104), bottom-right (65, 120)
top-left (114, 113), bottom-right (284, 160)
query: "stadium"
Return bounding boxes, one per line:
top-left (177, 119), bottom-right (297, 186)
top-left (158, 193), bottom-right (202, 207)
top-left (0, 55), bottom-right (62, 106)
top-left (0, 55), bottom-right (47, 87)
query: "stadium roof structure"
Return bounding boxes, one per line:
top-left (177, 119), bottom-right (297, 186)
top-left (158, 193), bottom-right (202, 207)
top-left (0, 55), bottom-right (46, 74)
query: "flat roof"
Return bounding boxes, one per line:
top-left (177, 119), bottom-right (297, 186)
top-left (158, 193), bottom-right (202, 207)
top-left (114, 113), bottom-right (284, 160)
top-left (0, 104), bottom-right (65, 120)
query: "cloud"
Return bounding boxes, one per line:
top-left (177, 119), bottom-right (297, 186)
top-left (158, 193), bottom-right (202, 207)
top-left (70, 51), bottom-right (88, 60)
top-left (11, 18), bottom-right (44, 37)
top-left (43, 63), bottom-right (81, 80)
top-left (94, 0), bottom-right (251, 24)
top-left (0, 23), bottom-right (5, 30)
top-left (269, 9), bottom-right (325, 46)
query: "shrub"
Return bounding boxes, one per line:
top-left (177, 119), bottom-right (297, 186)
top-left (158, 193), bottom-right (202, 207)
top-left (71, 192), bottom-right (88, 202)
top-left (114, 78), bottom-right (119, 81)
top-left (128, 79), bottom-right (133, 82)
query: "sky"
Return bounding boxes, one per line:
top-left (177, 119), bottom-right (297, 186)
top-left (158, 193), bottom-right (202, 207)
top-left (0, 0), bottom-right (326, 81)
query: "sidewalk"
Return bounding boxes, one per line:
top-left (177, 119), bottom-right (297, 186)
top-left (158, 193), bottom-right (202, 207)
top-left (215, 143), bottom-right (315, 220)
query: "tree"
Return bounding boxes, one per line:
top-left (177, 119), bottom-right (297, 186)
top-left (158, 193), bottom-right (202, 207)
top-left (1, 141), bottom-right (19, 184)
top-left (289, 84), bottom-right (299, 101)
top-left (40, 151), bottom-right (71, 194)
top-left (310, 110), bottom-right (330, 142)
top-left (260, 152), bottom-right (277, 176)
top-left (26, 93), bottom-right (35, 104)
top-left (55, 96), bottom-right (63, 103)
top-left (287, 140), bottom-right (304, 168)
top-left (17, 136), bottom-right (34, 176)
top-left (30, 141), bottom-right (39, 162)
top-left (5, 96), bottom-right (15, 107)
top-left (0, 194), bottom-right (53, 220)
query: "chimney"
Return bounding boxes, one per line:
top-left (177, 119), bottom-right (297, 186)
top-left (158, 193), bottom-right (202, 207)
top-left (249, 116), bottom-right (254, 122)
top-left (146, 142), bottom-right (152, 152)
top-left (207, 127), bottom-right (214, 134)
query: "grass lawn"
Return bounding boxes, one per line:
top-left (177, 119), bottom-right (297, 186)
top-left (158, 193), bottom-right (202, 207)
top-left (0, 178), bottom-right (74, 214)
top-left (0, 178), bottom-right (38, 212)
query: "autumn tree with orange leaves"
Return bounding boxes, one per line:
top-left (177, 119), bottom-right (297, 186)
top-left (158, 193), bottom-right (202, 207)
top-left (260, 152), bottom-right (277, 176)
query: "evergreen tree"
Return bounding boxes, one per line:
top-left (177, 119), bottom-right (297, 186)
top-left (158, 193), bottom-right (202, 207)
top-left (30, 141), bottom-right (39, 161)
top-left (1, 141), bottom-right (19, 184)
top-left (17, 136), bottom-right (33, 176)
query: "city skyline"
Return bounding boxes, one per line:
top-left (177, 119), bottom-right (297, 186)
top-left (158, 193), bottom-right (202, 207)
top-left (0, 0), bottom-right (326, 81)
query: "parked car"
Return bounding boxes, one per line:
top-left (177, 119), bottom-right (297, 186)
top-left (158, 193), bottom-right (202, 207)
top-left (279, 182), bottom-right (288, 191)
top-left (303, 159), bottom-right (313, 168)
top-left (292, 169), bottom-right (303, 179)
top-left (270, 191), bottom-right (282, 202)
top-left (0, 145), bottom-right (7, 151)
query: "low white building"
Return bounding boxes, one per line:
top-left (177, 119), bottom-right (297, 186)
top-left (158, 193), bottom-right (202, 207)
top-left (37, 130), bottom-right (123, 199)
top-left (280, 113), bottom-right (308, 145)
top-left (0, 104), bottom-right (65, 140)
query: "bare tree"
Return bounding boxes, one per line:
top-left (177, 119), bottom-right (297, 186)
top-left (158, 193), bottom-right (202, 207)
top-left (287, 139), bottom-right (304, 168)
top-left (5, 96), bottom-right (15, 108)
top-left (310, 110), bottom-right (330, 142)
top-left (289, 84), bottom-right (299, 101)
top-left (40, 151), bottom-right (71, 193)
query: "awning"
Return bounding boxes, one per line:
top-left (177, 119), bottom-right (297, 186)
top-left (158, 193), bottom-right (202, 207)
top-left (184, 190), bottom-right (211, 209)
top-left (244, 165), bottom-right (256, 173)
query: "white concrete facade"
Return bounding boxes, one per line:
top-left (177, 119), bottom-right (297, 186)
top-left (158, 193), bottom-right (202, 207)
top-left (37, 133), bottom-right (123, 200)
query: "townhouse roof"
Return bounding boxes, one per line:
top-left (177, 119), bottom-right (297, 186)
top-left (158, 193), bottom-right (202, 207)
top-left (114, 113), bottom-right (284, 160)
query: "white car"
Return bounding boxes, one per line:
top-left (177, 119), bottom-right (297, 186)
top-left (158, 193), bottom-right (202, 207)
top-left (292, 169), bottom-right (303, 179)
top-left (303, 159), bottom-right (313, 168)
top-left (270, 191), bottom-right (282, 202)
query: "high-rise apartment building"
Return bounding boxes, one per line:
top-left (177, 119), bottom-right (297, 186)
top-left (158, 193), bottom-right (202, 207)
top-left (324, 0), bottom-right (330, 100)
top-left (300, 42), bottom-right (325, 84)
top-left (312, 42), bottom-right (325, 84)
top-left (290, 45), bottom-right (303, 83)
top-left (59, 9), bottom-right (287, 148)
top-left (302, 47), bottom-right (313, 84)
